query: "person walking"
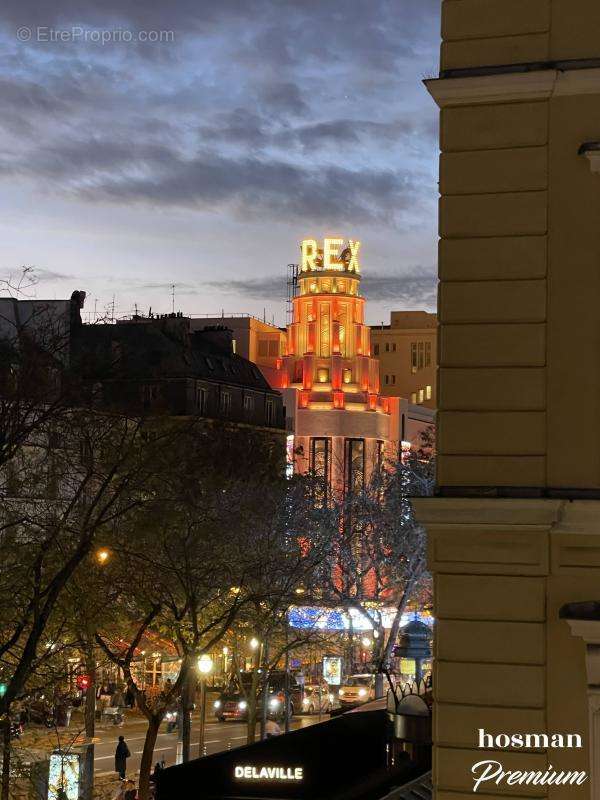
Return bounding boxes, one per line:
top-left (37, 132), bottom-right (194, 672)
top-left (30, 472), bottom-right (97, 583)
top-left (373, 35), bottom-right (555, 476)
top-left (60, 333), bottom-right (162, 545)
top-left (114, 735), bottom-right (130, 779)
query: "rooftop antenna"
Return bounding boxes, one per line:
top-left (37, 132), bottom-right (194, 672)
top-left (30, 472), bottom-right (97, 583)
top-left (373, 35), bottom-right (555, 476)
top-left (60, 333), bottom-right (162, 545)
top-left (110, 295), bottom-right (115, 322)
top-left (171, 284), bottom-right (175, 314)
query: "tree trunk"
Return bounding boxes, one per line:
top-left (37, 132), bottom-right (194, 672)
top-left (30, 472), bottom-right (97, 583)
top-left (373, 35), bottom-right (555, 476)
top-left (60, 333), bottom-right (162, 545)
top-left (138, 716), bottom-right (161, 800)
top-left (1, 714), bottom-right (11, 800)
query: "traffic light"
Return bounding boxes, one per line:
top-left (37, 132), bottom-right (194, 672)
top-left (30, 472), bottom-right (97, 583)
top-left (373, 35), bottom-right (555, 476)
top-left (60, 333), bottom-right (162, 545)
top-left (76, 674), bottom-right (90, 692)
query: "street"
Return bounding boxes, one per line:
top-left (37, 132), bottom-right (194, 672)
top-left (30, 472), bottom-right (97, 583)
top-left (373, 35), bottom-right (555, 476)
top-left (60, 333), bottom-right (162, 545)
top-left (93, 714), bottom-right (325, 776)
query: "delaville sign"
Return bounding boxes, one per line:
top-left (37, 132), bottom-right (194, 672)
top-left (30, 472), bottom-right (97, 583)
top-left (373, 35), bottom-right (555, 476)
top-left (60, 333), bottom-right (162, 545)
top-left (234, 765), bottom-right (304, 782)
top-left (301, 238), bottom-right (360, 273)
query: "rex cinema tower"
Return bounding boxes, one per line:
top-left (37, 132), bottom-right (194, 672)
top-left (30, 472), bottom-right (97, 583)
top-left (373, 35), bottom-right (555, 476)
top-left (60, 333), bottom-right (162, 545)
top-left (274, 237), bottom-right (401, 490)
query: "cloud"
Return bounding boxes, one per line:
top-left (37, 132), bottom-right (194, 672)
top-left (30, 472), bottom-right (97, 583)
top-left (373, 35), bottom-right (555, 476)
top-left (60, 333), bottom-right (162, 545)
top-left (206, 266), bottom-right (438, 309)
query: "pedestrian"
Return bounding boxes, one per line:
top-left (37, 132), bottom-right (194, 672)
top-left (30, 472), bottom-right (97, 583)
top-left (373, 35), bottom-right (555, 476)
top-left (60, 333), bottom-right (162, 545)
top-left (114, 735), bottom-right (130, 779)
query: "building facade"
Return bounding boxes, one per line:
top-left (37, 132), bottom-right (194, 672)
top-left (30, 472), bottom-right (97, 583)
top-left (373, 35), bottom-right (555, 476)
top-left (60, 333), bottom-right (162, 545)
top-left (188, 315), bottom-right (286, 387)
top-left (370, 311), bottom-right (437, 409)
top-left (414, 4), bottom-right (600, 800)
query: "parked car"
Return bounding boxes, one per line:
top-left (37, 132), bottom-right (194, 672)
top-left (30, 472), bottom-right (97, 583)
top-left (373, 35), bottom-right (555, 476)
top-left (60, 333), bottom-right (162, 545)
top-left (301, 681), bottom-right (335, 714)
top-left (214, 671), bottom-right (304, 722)
top-left (338, 674), bottom-right (376, 707)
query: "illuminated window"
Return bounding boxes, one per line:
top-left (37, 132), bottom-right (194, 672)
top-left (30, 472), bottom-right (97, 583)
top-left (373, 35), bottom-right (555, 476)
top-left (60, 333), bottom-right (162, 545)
top-left (411, 343), bottom-right (417, 373)
top-left (338, 281), bottom-right (346, 293)
top-left (418, 389), bottom-right (424, 403)
top-left (311, 438), bottom-right (330, 503)
top-left (317, 367), bottom-right (330, 383)
top-left (343, 368), bottom-right (352, 384)
top-left (345, 438), bottom-right (365, 493)
top-left (310, 282), bottom-right (318, 293)
top-left (320, 306), bottom-right (330, 357)
top-left (418, 342), bottom-right (424, 369)
top-left (425, 341), bottom-right (432, 367)
top-left (411, 392), bottom-right (417, 403)
top-left (426, 385), bottom-right (432, 400)
top-left (373, 344), bottom-right (379, 356)
top-left (232, 339), bottom-right (237, 354)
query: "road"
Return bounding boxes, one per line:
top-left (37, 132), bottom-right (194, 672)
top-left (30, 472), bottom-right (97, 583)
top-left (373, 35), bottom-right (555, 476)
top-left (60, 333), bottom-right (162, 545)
top-left (93, 714), bottom-right (325, 776)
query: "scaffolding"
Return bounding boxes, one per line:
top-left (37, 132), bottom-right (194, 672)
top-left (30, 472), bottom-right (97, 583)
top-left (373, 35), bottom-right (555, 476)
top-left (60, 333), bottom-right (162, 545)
top-left (286, 263), bottom-right (299, 325)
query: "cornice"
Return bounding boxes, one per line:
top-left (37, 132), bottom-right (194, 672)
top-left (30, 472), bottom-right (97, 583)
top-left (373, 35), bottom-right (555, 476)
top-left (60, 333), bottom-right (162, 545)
top-left (425, 66), bottom-right (600, 108)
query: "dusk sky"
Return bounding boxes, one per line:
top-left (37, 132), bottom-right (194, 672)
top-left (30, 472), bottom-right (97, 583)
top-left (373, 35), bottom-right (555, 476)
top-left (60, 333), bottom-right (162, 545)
top-left (0, 0), bottom-right (440, 326)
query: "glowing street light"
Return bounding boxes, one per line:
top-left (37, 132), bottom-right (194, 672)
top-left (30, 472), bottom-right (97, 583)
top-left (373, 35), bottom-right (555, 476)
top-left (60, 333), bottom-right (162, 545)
top-left (95, 548), bottom-right (110, 565)
top-left (198, 654), bottom-right (213, 674)
top-left (249, 637), bottom-right (260, 651)
top-left (361, 637), bottom-right (372, 648)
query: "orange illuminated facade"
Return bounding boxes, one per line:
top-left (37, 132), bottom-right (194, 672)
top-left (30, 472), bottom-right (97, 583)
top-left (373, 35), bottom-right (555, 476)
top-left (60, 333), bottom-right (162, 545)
top-left (272, 238), bottom-right (426, 490)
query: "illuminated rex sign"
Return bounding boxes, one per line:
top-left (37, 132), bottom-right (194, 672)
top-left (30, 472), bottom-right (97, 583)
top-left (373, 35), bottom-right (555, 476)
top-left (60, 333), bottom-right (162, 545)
top-left (234, 765), bottom-right (304, 782)
top-left (301, 238), bottom-right (360, 273)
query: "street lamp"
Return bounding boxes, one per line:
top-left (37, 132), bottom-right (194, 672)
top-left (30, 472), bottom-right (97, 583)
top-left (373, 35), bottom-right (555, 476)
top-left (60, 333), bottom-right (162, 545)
top-left (95, 548), bottom-right (110, 565)
top-left (249, 637), bottom-right (260, 651)
top-left (197, 654), bottom-right (213, 758)
top-left (361, 637), bottom-right (372, 648)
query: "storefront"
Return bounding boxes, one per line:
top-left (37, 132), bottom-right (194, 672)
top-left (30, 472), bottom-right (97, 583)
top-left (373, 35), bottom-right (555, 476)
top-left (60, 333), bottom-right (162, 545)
top-left (157, 709), bottom-right (422, 800)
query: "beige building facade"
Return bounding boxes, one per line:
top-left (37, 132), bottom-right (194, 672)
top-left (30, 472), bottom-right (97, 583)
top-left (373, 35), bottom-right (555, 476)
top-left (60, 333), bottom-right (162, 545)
top-left (370, 311), bottom-right (437, 409)
top-left (414, 4), bottom-right (600, 800)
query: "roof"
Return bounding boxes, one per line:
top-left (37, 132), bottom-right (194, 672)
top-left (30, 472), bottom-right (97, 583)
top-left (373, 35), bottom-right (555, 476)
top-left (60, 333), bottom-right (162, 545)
top-left (73, 316), bottom-right (278, 394)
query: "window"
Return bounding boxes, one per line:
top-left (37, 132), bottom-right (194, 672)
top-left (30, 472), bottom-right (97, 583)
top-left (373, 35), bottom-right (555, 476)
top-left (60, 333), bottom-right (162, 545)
top-left (373, 343), bottom-right (379, 356)
top-left (311, 438), bottom-right (330, 503)
top-left (232, 339), bottom-right (237, 354)
top-left (243, 394), bottom-right (254, 415)
top-left (392, 343), bottom-right (397, 352)
top-left (385, 342), bottom-right (390, 352)
top-left (266, 398), bottom-right (276, 426)
top-left (426, 385), bottom-right (432, 400)
top-left (411, 392), bottom-right (417, 404)
top-left (345, 438), bottom-right (365, 493)
top-left (195, 385), bottom-right (208, 414)
top-left (411, 343), bottom-right (417, 373)
top-left (205, 356), bottom-right (214, 370)
top-left (142, 384), bottom-right (160, 407)
top-left (385, 375), bottom-right (389, 385)
top-left (391, 375), bottom-right (396, 385)
top-left (220, 391), bottom-right (231, 416)
top-left (418, 389), bottom-right (424, 404)
top-left (418, 342), bottom-right (424, 369)
top-left (343, 368), bottom-right (352, 384)
top-left (258, 340), bottom-right (269, 357)
top-left (425, 341), bottom-right (432, 367)
top-left (317, 367), bottom-right (330, 383)
top-left (268, 340), bottom-right (280, 357)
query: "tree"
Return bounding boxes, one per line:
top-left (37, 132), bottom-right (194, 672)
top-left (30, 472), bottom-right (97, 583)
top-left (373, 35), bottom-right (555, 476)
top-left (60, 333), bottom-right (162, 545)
top-left (317, 428), bottom-right (435, 691)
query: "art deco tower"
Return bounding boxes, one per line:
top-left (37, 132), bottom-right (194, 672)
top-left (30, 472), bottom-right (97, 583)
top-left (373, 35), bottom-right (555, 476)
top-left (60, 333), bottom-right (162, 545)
top-left (275, 238), bottom-right (400, 490)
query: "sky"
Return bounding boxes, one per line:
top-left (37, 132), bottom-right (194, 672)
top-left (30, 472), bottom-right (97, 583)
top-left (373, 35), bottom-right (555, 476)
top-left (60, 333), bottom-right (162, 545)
top-left (0, 0), bottom-right (440, 327)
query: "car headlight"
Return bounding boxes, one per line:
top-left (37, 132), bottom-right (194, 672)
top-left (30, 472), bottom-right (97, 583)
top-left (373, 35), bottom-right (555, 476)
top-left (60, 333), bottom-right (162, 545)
top-left (339, 689), bottom-right (344, 696)
top-left (238, 701), bottom-right (247, 710)
top-left (358, 688), bottom-right (367, 697)
top-left (213, 700), bottom-right (221, 709)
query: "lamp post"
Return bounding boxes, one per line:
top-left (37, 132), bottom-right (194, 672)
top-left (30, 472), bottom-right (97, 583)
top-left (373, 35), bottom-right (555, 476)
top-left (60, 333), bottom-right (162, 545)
top-left (197, 654), bottom-right (213, 758)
